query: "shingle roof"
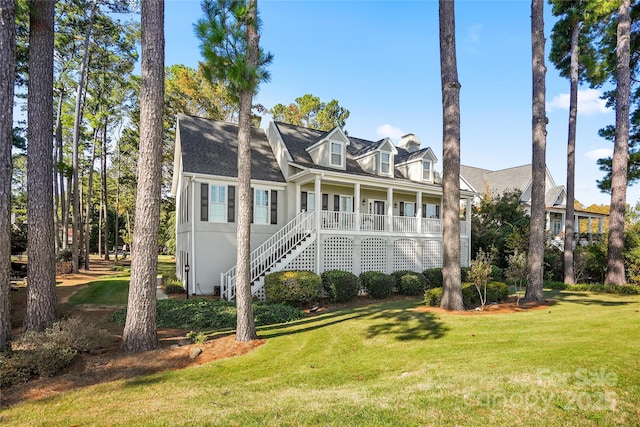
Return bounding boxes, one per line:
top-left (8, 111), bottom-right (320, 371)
top-left (274, 121), bottom-right (438, 181)
top-left (460, 164), bottom-right (532, 196)
top-left (274, 121), bottom-right (397, 177)
top-left (177, 114), bottom-right (285, 183)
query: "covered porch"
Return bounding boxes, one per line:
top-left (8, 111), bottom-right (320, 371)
top-left (547, 208), bottom-right (607, 245)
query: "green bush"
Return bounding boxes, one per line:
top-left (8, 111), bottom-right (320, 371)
top-left (112, 299), bottom-right (305, 330)
top-left (392, 271), bottom-right (427, 295)
top-left (422, 268), bottom-right (443, 288)
top-left (264, 270), bottom-right (322, 306)
top-left (424, 287), bottom-right (443, 306)
top-left (360, 271), bottom-right (393, 299)
top-left (491, 265), bottom-right (504, 281)
top-left (461, 281), bottom-right (509, 308)
top-left (321, 270), bottom-right (360, 303)
top-left (461, 267), bottom-right (472, 282)
top-left (544, 282), bottom-right (640, 295)
top-left (164, 277), bottom-right (185, 294)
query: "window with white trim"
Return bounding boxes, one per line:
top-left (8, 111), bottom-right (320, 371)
top-left (307, 193), bottom-right (316, 211)
top-left (254, 189), bottom-right (269, 224)
top-left (426, 203), bottom-right (440, 219)
top-left (405, 202), bottom-right (415, 217)
top-left (330, 141), bottom-right (342, 166)
top-left (380, 152), bottom-right (391, 174)
top-left (423, 160), bottom-right (432, 181)
top-left (209, 185), bottom-right (226, 222)
top-left (339, 195), bottom-right (353, 212)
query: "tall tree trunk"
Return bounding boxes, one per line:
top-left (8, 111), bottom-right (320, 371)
top-left (64, 171), bottom-right (72, 249)
top-left (71, 2), bottom-right (97, 273)
top-left (235, 0), bottom-right (260, 341)
top-left (605, 0), bottom-right (631, 285)
top-left (84, 130), bottom-right (98, 270)
top-left (114, 146), bottom-right (120, 265)
top-left (121, 0), bottom-right (164, 353)
top-left (438, 0), bottom-right (463, 311)
top-left (564, 19), bottom-right (579, 285)
top-left (53, 91), bottom-right (64, 253)
top-left (24, 0), bottom-right (57, 330)
top-left (0, 0), bottom-right (16, 350)
top-left (524, 0), bottom-right (547, 302)
top-left (101, 124), bottom-right (109, 260)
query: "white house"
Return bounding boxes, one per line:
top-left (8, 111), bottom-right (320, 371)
top-left (171, 114), bottom-right (475, 300)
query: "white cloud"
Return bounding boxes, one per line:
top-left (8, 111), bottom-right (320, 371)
top-left (376, 124), bottom-right (405, 141)
top-left (546, 88), bottom-right (610, 115)
top-left (467, 23), bottom-right (483, 43)
top-left (585, 148), bottom-right (613, 161)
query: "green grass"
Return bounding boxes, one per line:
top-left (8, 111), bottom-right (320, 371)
top-left (67, 278), bottom-right (130, 305)
top-left (3, 290), bottom-right (640, 426)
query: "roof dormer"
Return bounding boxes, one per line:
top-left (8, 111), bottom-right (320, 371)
top-left (354, 137), bottom-right (398, 176)
top-left (306, 127), bottom-right (350, 170)
top-left (395, 147), bottom-right (438, 183)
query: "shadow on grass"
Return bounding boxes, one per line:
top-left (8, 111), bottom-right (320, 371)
top-left (259, 298), bottom-right (448, 341)
top-left (366, 309), bottom-right (448, 341)
top-left (545, 290), bottom-right (637, 307)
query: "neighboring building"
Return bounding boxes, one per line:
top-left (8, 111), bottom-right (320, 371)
top-left (460, 164), bottom-right (606, 244)
top-left (171, 114), bottom-right (475, 299)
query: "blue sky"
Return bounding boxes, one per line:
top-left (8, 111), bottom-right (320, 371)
top-left (165, 0), bottom-right (637, 207)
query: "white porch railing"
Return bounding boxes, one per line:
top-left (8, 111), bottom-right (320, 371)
top-left (220, 210), bottom-right (315, 300)
top-left (360, 213), bottom-right (387, 231)
top-left (320, 211), bottom-right (356, 230)
top-left (393, 216), bottom-right (418, 233)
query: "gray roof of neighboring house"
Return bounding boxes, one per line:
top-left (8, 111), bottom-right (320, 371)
top-left (274, 121), bottom-right (433, 180)
top-left (177, 114), bottom-right (285, 183)
top-left (460, 164), bottom-right (533, 196)
top-left (461, 164), bottom-right (566, 207)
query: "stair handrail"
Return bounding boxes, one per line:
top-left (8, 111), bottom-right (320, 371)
top-left (220, 210), bottom-right (316, 300)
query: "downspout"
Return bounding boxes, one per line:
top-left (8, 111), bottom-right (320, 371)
top-left (190, 176), bottom-right (196, 296)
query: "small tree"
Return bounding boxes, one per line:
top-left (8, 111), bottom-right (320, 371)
top-left (467, 249), bottom-right (494, 310)
top-left (505, 250), bottom-right (528, 305)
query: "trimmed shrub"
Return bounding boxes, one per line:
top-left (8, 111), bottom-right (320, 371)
top-left (321, 270), bottom-right (360, 303)
top-left (112, 299), bottom-right (304, 330)
top-left (423, 268), bottom-right (443, 288)
top-left (164, 276), bottom-right (185, 294)
top-left (491, 265), bottom-right (503, 281)
top-left (264, 270), bottom-right (322, 306)
top-left (462, 281), bottom-right (509, 308)
top-left (392, 271), bottom-right (427, 295)
top-left (460, 267), bottom-right (471, 282)
top-left (425, 287), bottom-right (443, 306)
top-left (360, 271), bottom-right (393, 299)
top-left (544, 282), bottom-right (640, 295)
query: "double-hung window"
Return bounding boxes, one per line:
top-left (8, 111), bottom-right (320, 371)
top-left (209, 185), bottom-right (226, 222)
top-left (330, 142), bottom-right (342, 166)
top-left (404, 202), bottom-right (415, 217)
top-left (422, 160), bottom-right (432, 181)
top-left (380, 152), bottom-right (391, 175)
top-left (254, 189), bottom-right (269, 224)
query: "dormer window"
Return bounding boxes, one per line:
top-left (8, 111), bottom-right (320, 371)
top-left (380, 152), bottom-right (391, 175)
top-left (330, 141), bottom-right (342, 167)
top-left (423, 160), bottom-right (432, 181)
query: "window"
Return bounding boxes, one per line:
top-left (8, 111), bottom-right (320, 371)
top-left (404, 202), bottom-right (415, 217)
top-left (254, 189), bottom-right (269, 224)
top-left (307, 193), bottom-right (316, 211)
top-left (423, 160), bottom-right (432, 181)
top-left (339, 195), bottom-right (353, 212)
top-left (380, 152), bottom-right (391, 174)
top-left (330, 141), bottom-right (342, 166)
top-left (209, 185), bottom-right (226, 222)
top-left (426, 203), bottom-right (440, 219)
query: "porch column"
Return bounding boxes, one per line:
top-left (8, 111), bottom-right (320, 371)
top-left (598, 218), bottom-right (604, 233)
top-left (588, 216), bottom-right (593, 243)
top-left (295, 183), bottom-right (301, 213)
top-left (387, 187), bottom-right (393, 232)
top-left (314, 175), bottom-right (322, 274)
top-left (355, 183), bottom-right (361, 231)
top-left (416, 191), bottom-right (422, 233)
top-left (545, 211), bottom-right (551, 232)
top-left (465, 198), bottom-right (472, 235)
top-left (561, 211), bottom-right (566, 233)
